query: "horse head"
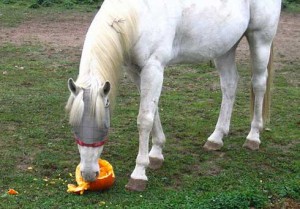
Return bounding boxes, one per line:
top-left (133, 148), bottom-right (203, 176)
top-left (67, 78), bottom-right (111, 182)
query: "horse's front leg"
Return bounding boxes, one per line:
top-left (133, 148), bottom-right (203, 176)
top-left (148, 109), bottom-right (166, 170)
top-left (125, 65), bottom-right (166, 170)
top-left (125, 61), bottom-right (164, 191)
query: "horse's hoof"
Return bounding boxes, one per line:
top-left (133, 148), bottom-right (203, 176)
top-left (203, 141), bottom-right (223, 151)
top-left (125, 178), bottom-right (147, 192)
top-left (243, 139), bottom-right (260, 150)
top-left (149, 157), bottom-right (164, 170)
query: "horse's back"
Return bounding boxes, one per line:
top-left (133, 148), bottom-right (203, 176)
top-left (132, 0), bottom-right (281, 66)
top-left (133, 0), bottom-right (251, 65)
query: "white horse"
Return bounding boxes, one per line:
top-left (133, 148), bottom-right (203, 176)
top-left (66, 0), bottom-right (281, 191)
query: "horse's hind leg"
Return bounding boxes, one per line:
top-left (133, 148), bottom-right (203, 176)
top-left (203, 47), bottom-right (238, 151)
top-left (243, 32), bottom-right (274, 150)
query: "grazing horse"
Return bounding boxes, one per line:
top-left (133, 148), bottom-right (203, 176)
top-left (66, 0), bottom-right (281, 191)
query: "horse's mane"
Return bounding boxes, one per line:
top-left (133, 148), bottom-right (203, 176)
top-left (66, 0), bottom-right (138, 127)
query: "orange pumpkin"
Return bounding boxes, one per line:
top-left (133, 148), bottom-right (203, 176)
top-left (8, 189), bottom-right (18, 195)
top-left (67, 159), bottom-right (115, 195)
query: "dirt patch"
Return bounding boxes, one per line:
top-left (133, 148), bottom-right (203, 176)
top-left (192, 162), bottom-right (223, 176)
top-left (191, 152), bottom-right (226, 176)
top-left (236, 12), bottom-right (300, 67)
top-left (268, 198), bottom-right (300, 209)
top-left (0, 12), bottom-right (299, 67)
top-left (16, 155), bottom-right (35, 171)
top-left (0, 12), bottom-right (95, 49)
top-left (274, 13), bottom-right (300, 65)
top-left (269, 140), bottom-right (300, 153)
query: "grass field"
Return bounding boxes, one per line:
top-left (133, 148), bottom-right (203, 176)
top-left (0, 3), bottom-right (299, 209)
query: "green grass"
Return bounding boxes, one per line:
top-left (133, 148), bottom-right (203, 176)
top-left (0, 4), bottom-right (299, 209)
top-left (283, 1), bottom-right (300, 13)
top-left (0, 1), bottom-right (98, 28)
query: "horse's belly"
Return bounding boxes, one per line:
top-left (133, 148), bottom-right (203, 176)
top-left (170, 34), bottom-right (242, 64)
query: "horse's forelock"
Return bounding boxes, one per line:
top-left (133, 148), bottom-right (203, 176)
top-left (89, 84), bottom-right (106, 128)
top-left (95, 93), bottom-right (106, 128)
top-left (68, 90), bottom-right (84, 126)
top-left (67, 84), bottom-right (106, 128)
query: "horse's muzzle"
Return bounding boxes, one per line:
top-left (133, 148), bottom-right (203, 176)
top-left (81, 171), bottom-right (99, 182)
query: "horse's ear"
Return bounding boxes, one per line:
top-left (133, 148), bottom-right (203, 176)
top-left (68, 78), bottom-right (79, 96)
top-left (102, 81), bottom-right (111, 96)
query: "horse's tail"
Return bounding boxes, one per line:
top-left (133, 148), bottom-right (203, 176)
top-left (251, 43), bottom-right (274, 126)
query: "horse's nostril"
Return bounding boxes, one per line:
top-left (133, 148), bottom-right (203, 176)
top-left (95, 171), bottom-right (99, 177)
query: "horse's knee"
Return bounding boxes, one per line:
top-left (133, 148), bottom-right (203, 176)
top-left (137, 112), bottom-right (155, 131)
